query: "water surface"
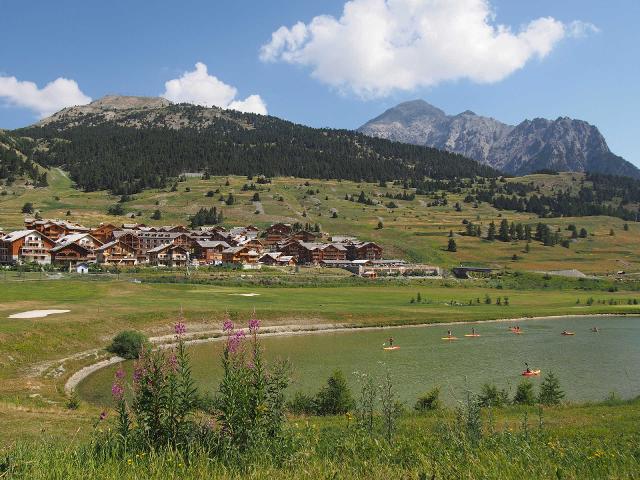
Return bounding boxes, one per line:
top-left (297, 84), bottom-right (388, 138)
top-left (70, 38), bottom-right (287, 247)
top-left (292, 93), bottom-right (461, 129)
top-left (79, 316), bottom-right (640, 406)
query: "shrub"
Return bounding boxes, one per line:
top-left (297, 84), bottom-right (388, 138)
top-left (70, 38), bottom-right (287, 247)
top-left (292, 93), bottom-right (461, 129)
top-left (415, 387), bottom-right (441, 411)
top-left (314, 370), bottom-right (354, 415)
top-left (107, 204), bottom-right (124, 216)
top-left (538, 372), bottom-right (565, 406)
top-left (66, 390), bottom-right (80, 410)
top-left (106, 330), bottom-right (149, 359)
top-left (286, 391), bottom-right (316, 415)
top-left (477, 384), bottom-right (509, 407)
top-left (513, 380), bottom-right (536, 405)
top-left (21, 202), bottom-right (33, 214)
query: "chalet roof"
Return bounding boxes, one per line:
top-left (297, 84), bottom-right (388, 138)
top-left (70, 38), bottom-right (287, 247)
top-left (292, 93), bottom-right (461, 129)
top-left (1, 229), bottom-right (41, 243)
top-left (95, 240), bottom-right (119, 251)
top-left (196, 240), bottom-right (230, 249)
top-left (259, 252), bottom-right (282, 261)
top-left (147, 243), bottom-right (173, 253)
top-left (320, 259), bottom-right (352, 265)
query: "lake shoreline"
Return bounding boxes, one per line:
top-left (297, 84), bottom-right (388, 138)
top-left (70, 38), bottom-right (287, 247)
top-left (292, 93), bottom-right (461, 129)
top-left (66, 312), bottom-right (637, 394)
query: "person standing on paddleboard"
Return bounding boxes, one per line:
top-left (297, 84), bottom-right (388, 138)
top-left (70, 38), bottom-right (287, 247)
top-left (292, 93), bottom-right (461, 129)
top-left (389, 337), bottom-right (394, 347)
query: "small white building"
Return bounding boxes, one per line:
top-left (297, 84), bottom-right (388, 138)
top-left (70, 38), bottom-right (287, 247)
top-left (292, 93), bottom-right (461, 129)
top-left (76, 263), bottom-right (89, 274)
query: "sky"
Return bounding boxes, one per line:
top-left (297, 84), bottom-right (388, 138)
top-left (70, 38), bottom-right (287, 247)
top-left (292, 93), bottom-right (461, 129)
top-left (1, 0), bottom-right (638, 165)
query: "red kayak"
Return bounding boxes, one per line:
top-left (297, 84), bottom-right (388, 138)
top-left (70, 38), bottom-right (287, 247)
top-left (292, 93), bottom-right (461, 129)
top-left (522, 369), bottom-right (541, 377)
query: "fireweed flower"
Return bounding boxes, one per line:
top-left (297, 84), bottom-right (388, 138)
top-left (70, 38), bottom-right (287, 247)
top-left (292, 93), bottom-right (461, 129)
top-left (223, 319), bottom-right (234, 332)
top-left (174, 322), bottom-right (187, 336)
top-left (168, 353), bottom-right (178, 372)
top-left (133, 366), bottom-right (144, 384)
top-left (111, 382), bottom-right (124, 400)
top-left (115, 368), bottom-right (125, 379)
top-left (248, 317), bottom-right (260, 332)
top-left (227, 330), bottom-right (246, 353)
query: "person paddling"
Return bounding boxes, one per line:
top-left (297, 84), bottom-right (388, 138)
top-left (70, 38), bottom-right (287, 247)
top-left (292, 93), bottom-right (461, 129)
top-left (388, 337), bottom-right (394, 347)
top-left (447, 329), bottom-right (453, 338)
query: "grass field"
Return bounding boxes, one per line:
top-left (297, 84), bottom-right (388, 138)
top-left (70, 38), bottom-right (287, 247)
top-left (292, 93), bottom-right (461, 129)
top-left (1, 170), bottom-right (639, 274)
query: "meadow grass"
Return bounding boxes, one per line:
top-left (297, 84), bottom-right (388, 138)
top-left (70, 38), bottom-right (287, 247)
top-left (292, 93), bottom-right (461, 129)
top-left (2, 399), bottom-right (639, 479)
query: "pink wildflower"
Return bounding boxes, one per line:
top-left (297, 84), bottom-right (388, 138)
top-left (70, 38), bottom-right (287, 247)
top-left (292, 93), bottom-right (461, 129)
top-left (115, 368), bottom-right (125, 379)
top-left (223, 319), bottom-right (234, 332)
top-left (227, 330), bottom-right (245, 353)
top-left (248, 317), bottom-right (260, 332)
top-left (174, 322), bottom-right (187, 336)
top-left (111, 382), bottom-right (124, 400)
top-left (168, 353), bottom-right (178, 372)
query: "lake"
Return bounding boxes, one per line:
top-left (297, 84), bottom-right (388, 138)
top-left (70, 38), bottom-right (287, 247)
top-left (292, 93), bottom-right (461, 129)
top-left (78, 315), bottom-right (640, 406)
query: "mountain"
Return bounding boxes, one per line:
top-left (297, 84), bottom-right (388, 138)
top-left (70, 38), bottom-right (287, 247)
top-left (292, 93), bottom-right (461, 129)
top-left (6, 96), bottom-right (498, 194)
top-left (358, 100), bottom-right (640, 179)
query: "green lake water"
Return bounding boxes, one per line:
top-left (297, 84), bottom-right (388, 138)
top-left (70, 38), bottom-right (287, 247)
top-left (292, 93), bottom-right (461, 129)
top-left (78, 316), bottom-right (640, 406)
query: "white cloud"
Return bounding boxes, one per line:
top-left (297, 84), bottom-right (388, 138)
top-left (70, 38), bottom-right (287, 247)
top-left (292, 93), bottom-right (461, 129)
top-left (162, 62), bottom-right (267, 115)
top-left (0, 75), bottom-right (91, 118)
top-left (567, 20), bottom-right (600, 39)
top-left (260, 0), bottom-right (596, 98)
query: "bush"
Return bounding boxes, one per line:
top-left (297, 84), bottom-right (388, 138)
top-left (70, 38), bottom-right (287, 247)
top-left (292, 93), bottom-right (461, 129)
top-left (513, 380), bottom-right (536, 405)
top-left (287, 391), bottom-right (316, 415)
top-left (415, 387), bottom-right (441, 411)
top-left (106, 330), bottom-right (149, 359)
top-left (66, 390), bottom-right (80, 410)
top-left (21, 202), bottom-right (33, 214)
top-left (477, 383), bottom-right (509, 407)
top-left (314, 370), bottom-right (354, 415)
top-left (107, 204), bottom-right (124, 216)
top-left (538, 372), bottom-right (565, 406)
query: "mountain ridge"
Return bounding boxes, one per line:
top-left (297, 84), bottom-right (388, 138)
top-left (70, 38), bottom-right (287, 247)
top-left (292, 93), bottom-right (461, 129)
top-left (8, 96), bottom-right (498, 194)
top-left (358, 100), bottom-right (640, 179)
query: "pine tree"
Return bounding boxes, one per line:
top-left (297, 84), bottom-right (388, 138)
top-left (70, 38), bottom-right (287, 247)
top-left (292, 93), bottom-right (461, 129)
top-left (538, 372), bottom-right (564, 406)
top-left (151, 209), bottom-right (161, 220)
top-left (498, 219), bottom-right (510, 242)
top-left (487, 221), bottom-right (496, 241)
top-left (513, 380), bottom-right (536, 405)
top-left (447, 238), bottom-right (457, 252)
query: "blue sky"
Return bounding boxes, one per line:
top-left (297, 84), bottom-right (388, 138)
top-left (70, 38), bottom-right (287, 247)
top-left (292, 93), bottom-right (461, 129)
top-left (1, 0), bottom-right (638, 165)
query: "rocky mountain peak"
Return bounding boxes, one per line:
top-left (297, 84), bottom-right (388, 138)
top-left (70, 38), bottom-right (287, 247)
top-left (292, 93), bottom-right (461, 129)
top-left (358, 101), bottom-right (639, 179)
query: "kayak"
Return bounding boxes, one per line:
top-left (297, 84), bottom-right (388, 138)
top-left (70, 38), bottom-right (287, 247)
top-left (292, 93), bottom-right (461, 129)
top-left (512, 331), bottom-right (522, 335)
top-left (464, 334), bottom-right (481, 337)
top-left (561, 332), bottom-right (576, 336)
top-left (383, 346), bottom-right (400, 351)
top-left (441, 337), bottom-right (458, 341)
top-left (522, 369), bottom-right (541, 377)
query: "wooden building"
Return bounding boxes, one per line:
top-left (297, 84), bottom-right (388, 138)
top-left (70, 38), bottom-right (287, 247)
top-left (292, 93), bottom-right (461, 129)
top-left (0, 230), bottom-right (55, 265)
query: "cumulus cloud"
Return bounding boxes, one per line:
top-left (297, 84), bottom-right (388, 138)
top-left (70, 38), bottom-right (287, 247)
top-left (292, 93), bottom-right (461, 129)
top-left (260, 0), bottom-right (596, 97)
top-left (0, 75), bottom-right (91, 118)
top-left (162, 62), bottom-right (267, 114)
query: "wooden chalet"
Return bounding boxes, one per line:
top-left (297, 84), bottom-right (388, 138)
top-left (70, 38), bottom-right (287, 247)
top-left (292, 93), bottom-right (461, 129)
top-left (346, 241), bottom-right (383, 261)
top-left (95, 240), bottom-right (137, 266)
top-left (148, 244), bottom-right (189, 267)
top-left (222, 246), bottom-right (261, 264)
top-left (50, 233), bottom-right (103, 266)
top-left (193, 240), bottom-right (230, 264)
top-left (259, 252), bottom-right (296, 266)
top-left (0, 230), bottom-right (55, 265)
top-left (90, 223), bottom-right (119, 243)
top-left (264, 223), bottom-right (293, 245)
top-left (24, 219), bottom-right (89, 241)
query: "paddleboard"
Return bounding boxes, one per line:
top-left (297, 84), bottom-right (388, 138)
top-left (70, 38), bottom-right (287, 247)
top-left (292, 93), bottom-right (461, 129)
top-left (561, 332), bottom-right (576, 336)
top-left (383, 346), bottom-right (400, 351)
top-left (441, 337), bottom-right (458, 341)
top-left (464, 334), bottom-right (481, 337)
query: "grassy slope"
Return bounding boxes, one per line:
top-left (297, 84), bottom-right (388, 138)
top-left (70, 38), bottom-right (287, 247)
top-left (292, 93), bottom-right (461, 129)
top-left (1, 171), bottom-right (639, 274)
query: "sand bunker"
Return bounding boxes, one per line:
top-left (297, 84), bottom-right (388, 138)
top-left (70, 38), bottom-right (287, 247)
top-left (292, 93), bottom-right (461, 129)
top-left (9, 309), bottom-right (70, 319)
top-left (228, 293), bottom-right (261, 297)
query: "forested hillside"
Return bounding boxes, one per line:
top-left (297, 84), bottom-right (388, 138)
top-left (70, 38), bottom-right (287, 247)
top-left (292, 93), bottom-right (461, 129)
top-left (0, 131), bottom-right (47, 187)
top-left (13, 101), bottom-right (498, 195)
